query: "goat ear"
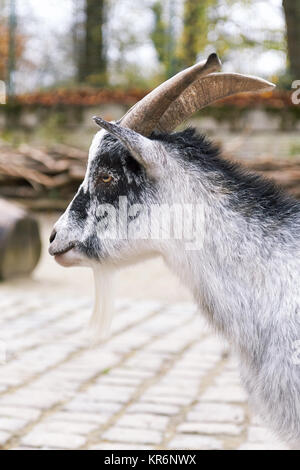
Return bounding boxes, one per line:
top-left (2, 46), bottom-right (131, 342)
top-left (93, 117), bottom-right (163, 171)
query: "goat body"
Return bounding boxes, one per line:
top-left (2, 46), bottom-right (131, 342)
top-left (50, 128), bottom-right (300, 447)
top-left (48, 52), bottom-right (298, 448)
top-left (161, 130), bottom-right (300, 448)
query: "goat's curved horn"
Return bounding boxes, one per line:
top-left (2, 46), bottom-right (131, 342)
top-left (156, 73), bottom-right (276, 133)
top-left (119, 53), bottom-right (222, 136)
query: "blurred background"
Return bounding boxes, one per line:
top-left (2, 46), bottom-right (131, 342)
top-left (0, 0), bottom-right (299, 451)
top-left (0, 0), bottom-right (299, 294)
top-left (0, 0), bottom-right (299, 296)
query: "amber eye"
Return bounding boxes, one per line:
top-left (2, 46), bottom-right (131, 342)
top-left (101, 175), bottom-right (113, 184)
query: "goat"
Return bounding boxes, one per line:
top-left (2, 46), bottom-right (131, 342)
top-left (49, 53), bottom-right (300, 448)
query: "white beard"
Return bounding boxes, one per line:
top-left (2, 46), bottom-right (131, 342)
top-left (89, 263), bottom-right (115, 343)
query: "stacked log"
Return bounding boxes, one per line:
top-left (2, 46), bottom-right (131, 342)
top-left (0, 142), bottom-right (299, 210)
top-left (0, 142), bottom-right (87, 210)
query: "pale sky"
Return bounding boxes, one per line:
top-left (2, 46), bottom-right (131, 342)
top-left (14, 0), bottom-right (286, 92)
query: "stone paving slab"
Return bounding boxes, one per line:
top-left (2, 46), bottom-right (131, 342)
top-left (0, 291), bottom-right (288, 450)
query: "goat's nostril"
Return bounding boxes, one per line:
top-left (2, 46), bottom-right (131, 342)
top-left (49, 229), bottom-right (57, 244)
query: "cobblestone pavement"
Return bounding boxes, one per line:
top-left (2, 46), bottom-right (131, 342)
top-left (0, 291), bottom-right (288, 450)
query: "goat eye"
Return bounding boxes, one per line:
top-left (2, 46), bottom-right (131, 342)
top-left (100, 175), bottom-right (113, 184)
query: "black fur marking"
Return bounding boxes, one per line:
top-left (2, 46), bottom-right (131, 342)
top-left (89, 133), bottom-right (153, 208)
top-left (69, 187), bottom-right (90, 220)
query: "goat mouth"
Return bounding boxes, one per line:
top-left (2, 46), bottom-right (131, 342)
top-left (51, 243), bottom-right (76, 257)
top-left (53, 243), bottom-right (86, 268)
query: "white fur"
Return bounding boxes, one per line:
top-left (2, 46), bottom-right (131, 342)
top-left (83, 129), bottom-right (107, 192)
top-left (89, 263), bottom-right (115, 343)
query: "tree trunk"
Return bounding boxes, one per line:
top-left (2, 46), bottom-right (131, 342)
top-left (177, 0), bottom-right (214, 70)
top-left (78, 0), bottom-right (107, 85)
top-left (283, 0), bottom-right (300, 80)
top-left (0, 199), bottom-right (41, 281)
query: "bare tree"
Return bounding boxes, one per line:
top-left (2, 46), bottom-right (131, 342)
top-left (77, 0), bottom-right (108, 85)
top-left (282, 0), bottom-right (300, 80)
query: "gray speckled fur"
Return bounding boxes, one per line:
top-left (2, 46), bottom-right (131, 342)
top-left (51, 125), bottom-right (300, 448)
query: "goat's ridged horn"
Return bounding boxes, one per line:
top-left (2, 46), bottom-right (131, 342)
top-left (120, 53), bottom-right (222, 136)
top-left (156, 72), bottom-right (276, 133)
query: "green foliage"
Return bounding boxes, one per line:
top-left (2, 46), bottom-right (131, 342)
top-left (151, 2), bottom-right (168, 68)
top-left (150, 0), bottom-right (286, 82)
top-left (289, 144), bottom-right (300, 157)
top-left (117, 64), bottom-right (160, 89)
top-left (177, 0), bottom-right (217, 69)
